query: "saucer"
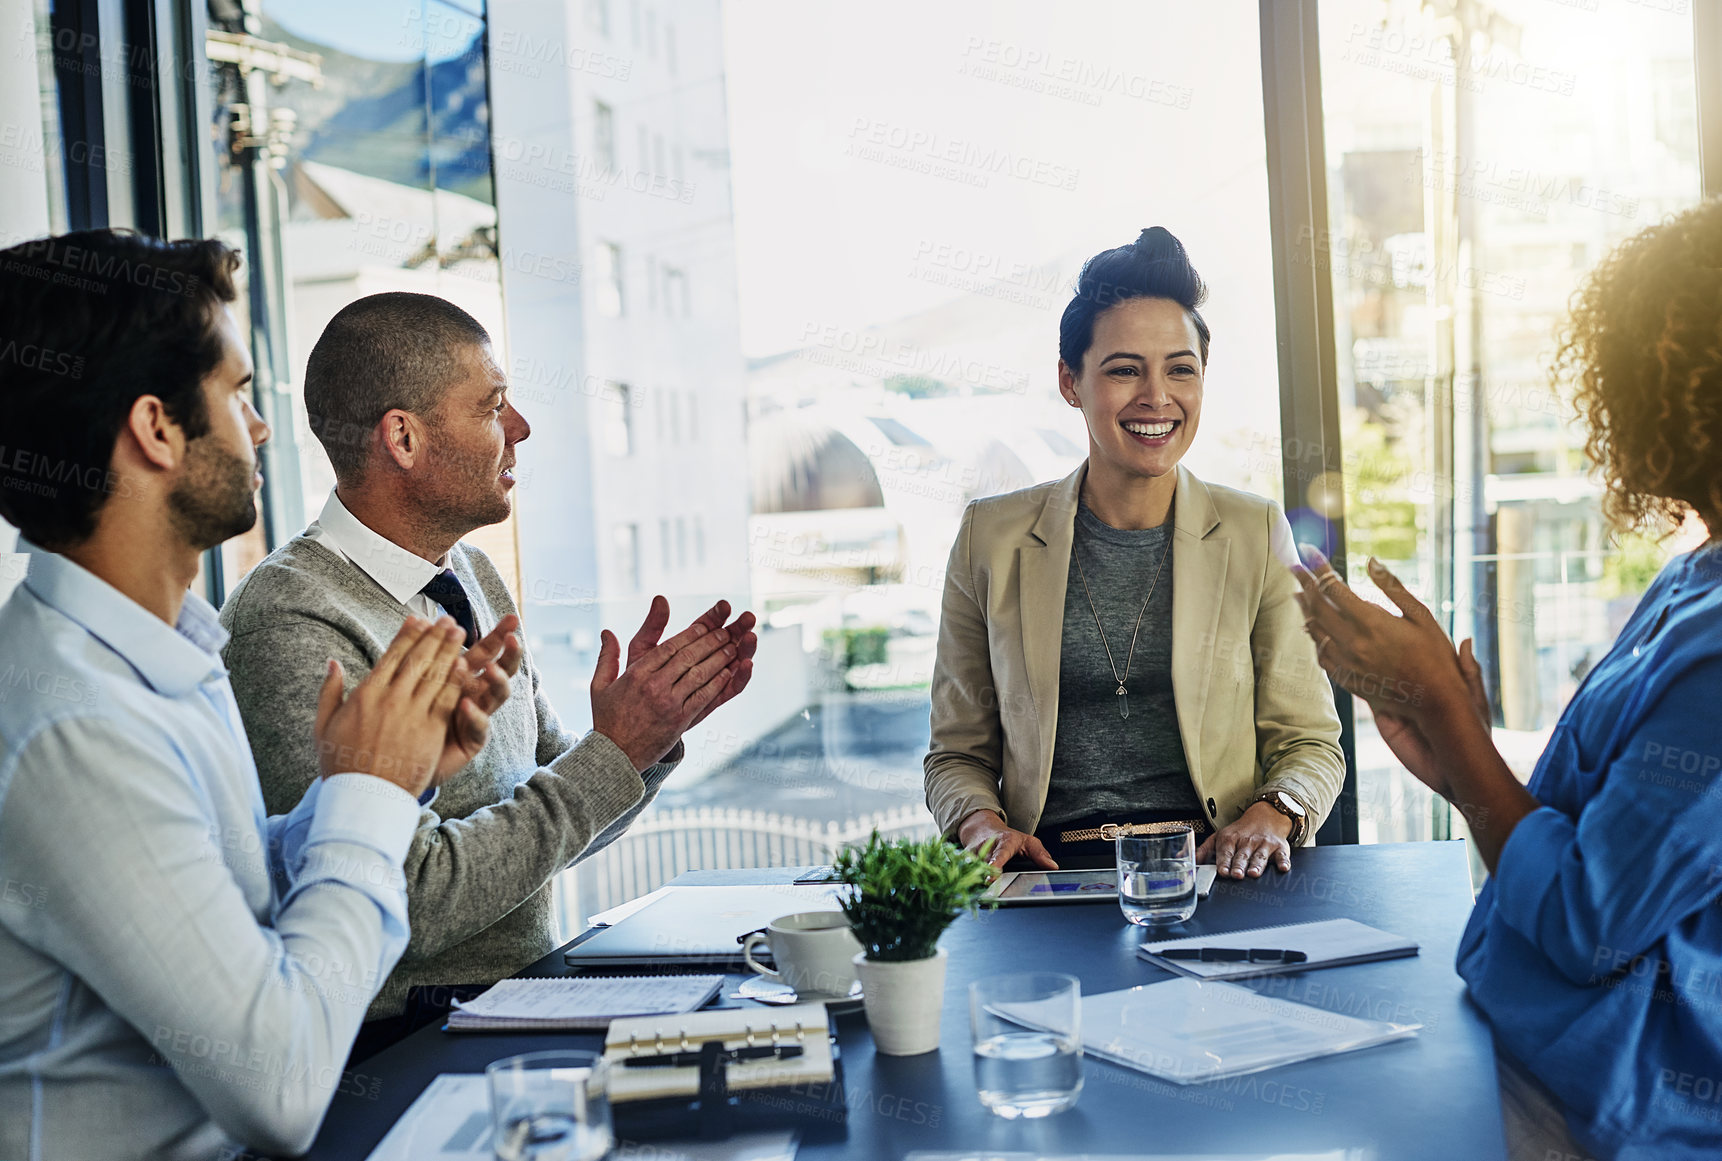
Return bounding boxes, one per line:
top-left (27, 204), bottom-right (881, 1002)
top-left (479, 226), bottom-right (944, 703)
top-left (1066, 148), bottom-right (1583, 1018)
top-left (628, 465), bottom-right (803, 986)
top-left (735, 975), bottom-right (864, 1013)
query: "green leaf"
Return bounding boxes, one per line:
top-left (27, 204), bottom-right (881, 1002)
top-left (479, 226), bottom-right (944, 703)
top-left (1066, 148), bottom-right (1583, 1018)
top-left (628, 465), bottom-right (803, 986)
top-left (831, 831), bottom-right (996, 962)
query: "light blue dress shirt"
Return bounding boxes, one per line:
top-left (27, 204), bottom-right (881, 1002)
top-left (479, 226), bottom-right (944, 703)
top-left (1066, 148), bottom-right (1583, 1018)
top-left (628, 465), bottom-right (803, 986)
top-left (1459, 546), bottom-right (1722, 1160)
top-left (0, 546), bottom-right (421, 1160)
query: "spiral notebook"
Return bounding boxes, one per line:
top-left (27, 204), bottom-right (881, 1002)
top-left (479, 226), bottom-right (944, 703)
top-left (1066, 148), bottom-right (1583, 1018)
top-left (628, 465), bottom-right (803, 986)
top-left (604, 1002), bottom-right (836, 1103)
top-left (1137, 918), bottom-right (1418, 980)
top-left (444, 974), bottom-right (724, 1032)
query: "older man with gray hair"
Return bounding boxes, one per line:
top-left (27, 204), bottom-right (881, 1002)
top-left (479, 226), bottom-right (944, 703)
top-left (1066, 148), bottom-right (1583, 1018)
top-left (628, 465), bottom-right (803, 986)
top-left (220, 291), bottom-right (756, 1058)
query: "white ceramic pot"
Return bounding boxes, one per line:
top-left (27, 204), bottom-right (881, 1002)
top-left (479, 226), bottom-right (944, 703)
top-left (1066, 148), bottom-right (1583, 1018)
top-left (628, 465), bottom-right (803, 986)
top-left (852, 948), bottom-right (948, 1056)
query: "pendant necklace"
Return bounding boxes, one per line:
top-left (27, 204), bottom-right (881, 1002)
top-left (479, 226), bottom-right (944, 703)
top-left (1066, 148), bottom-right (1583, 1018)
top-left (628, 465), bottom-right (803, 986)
top-left (1072, 521), bottom-right (1173, 721)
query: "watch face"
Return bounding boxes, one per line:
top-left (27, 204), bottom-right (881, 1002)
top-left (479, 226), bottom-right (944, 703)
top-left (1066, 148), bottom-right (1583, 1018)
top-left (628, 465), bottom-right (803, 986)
top-left (1275, 792), bottom-right (1306, 817)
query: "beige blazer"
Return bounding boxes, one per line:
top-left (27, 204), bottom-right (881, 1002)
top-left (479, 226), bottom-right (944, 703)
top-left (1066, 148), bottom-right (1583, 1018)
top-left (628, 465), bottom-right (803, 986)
top-left (923, 462), bottom-right (1344, 840)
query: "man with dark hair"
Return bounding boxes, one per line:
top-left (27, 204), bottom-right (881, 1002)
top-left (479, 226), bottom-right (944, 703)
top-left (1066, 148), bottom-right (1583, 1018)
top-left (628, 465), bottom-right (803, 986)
top-left (301, 291), bottom-right (493, 481)
top-left (0, 231), bottom-right (514, 1159)
top-left (219, 291), bottom-right (757, 1056)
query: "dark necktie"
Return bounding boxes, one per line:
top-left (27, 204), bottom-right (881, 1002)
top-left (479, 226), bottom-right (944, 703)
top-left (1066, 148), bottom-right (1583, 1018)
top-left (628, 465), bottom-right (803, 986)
top-left (420, 568), bottom-right (478, 646)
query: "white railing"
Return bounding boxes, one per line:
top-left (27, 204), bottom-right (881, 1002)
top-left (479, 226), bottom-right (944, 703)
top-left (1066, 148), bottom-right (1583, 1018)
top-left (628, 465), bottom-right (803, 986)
top-left (555, 803), bottom-right (937, 935)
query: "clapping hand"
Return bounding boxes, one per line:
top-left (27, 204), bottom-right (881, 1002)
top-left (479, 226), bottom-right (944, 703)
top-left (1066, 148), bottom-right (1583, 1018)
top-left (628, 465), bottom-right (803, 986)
top-left (314, 616), bottom-right (473, 797)
top-left (1290, 547), bottom-right (1486, 797)
top-left (433, 614), bottom-right (523, 777)
top-left (590, 597), bottom-right (759, 771)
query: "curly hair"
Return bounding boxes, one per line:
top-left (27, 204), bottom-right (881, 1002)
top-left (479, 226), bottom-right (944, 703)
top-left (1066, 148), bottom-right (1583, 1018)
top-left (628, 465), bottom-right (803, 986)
top-left (1554, 200), bottom-right (1722, 535)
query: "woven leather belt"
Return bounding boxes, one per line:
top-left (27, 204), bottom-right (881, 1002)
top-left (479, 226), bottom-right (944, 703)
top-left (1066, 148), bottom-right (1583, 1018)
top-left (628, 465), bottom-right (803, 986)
top-left (1058, 819), bottom-right (1202, 843)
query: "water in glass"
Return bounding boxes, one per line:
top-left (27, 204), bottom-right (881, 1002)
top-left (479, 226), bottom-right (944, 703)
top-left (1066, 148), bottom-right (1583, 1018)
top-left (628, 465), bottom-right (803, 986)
top-left (487, 1052), bottom-right (610, 1161)
top-left (973, 1030), bottom-right (1084, 1118)
top-left (970, 972), bottom-right (1083, 1119)
top-left (494, 1112), bottom-right (609, 1161)
top-left (1116, 828), bottom-right (1197, 927)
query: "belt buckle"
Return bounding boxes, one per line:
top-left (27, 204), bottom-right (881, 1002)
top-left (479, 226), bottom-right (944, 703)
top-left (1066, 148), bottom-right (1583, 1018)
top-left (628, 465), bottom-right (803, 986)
top-left (1099, 822), bottom-right (1122, 841)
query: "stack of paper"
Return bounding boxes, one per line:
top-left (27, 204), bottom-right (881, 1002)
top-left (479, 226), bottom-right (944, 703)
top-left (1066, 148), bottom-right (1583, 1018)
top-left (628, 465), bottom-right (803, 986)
top-left (445, 975), bottom-right (724, 1032)
top-left (1079, 977), bottom-right (1419, 1084)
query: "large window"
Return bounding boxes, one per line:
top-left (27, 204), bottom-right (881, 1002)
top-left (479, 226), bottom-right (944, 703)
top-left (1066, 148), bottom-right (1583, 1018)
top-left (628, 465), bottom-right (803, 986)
top-left (8, 0), bottom-right (1703, 926)
top-left (477, 0), bottom-right (1290, 923)
top-left (189, 0), bottom-right (1710, 927)
top-left (204, 0), bottom-right (518, 592)
top-left (1315, 0), bottom-right (1702, 842)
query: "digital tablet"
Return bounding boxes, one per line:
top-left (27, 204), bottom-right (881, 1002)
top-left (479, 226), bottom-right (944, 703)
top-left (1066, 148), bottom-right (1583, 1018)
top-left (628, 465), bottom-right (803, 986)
top-left (985, 865), bottom-right (1219, 906)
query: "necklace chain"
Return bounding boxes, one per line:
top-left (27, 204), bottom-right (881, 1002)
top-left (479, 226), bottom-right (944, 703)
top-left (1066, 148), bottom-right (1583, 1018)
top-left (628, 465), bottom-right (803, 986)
top-left (1072, 523), bottom-right (1173, 713)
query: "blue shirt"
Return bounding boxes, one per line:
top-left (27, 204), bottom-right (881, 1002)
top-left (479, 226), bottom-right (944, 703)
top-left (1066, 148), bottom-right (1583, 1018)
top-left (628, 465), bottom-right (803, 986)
top-left (0, 547), bottom-right (420, 1161)
top-left (1459, 546), bottom-right (1722, 1160)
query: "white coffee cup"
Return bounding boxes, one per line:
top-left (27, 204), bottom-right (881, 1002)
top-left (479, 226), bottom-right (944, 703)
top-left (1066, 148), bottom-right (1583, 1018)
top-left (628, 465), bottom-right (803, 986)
top-left (741, 911), bottom-right (862, 1000)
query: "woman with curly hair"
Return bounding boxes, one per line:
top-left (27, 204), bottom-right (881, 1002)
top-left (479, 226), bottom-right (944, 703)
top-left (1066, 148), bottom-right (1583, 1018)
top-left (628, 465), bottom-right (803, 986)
top-left (1295, 199), bottom-right (1722, 1160)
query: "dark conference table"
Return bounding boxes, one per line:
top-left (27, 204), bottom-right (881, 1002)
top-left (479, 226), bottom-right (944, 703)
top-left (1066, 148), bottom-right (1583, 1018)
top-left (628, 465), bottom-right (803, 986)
top-left (305, 841), bottom-right (1506, 1159)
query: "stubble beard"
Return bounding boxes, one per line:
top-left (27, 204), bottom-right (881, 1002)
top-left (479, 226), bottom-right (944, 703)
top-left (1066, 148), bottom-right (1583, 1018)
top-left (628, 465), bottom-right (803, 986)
top-left (168, 437), bottom-right (258, 551)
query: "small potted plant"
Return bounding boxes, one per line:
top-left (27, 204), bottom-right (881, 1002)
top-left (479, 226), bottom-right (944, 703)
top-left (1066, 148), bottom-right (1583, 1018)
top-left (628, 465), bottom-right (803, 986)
top-left (832, 831), bottom-right (995, 1056)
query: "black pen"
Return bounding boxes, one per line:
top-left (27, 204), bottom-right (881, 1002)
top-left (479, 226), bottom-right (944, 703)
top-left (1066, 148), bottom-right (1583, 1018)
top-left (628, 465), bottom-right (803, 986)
top-left (1159, 947), bottom-right (1308, 964)
top-left (622, 1045), bottom-right (805, 1069)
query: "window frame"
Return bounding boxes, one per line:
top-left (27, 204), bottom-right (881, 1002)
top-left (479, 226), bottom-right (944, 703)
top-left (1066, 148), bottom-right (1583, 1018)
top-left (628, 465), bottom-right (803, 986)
top-left (1259, 0), bottom-right (1359, 844)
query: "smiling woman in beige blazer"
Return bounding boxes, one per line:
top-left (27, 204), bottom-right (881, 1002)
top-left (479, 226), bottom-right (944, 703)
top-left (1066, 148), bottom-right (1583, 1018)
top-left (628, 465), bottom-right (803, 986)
top-left (924, 228), bottom-right (1344, 880)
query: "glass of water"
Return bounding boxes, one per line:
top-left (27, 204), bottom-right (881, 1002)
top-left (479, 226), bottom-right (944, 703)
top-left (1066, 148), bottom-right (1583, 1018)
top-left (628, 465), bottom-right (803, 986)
top-left (1116, 827), bottom-right (1198, 928)
top-left (969, 972), bottom-right (1083, 1119)
top-left (486, 1050), bottom-right (612, 1161)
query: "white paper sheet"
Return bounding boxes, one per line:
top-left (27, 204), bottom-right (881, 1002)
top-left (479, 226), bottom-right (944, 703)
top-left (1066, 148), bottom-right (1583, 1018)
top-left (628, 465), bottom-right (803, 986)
top-left (447, 975), bottom-right (724, 1030)
top-left (1078, 978), bottom-right (1419, 1084)
top-left (363, 1073), bottom-right (799, 1161)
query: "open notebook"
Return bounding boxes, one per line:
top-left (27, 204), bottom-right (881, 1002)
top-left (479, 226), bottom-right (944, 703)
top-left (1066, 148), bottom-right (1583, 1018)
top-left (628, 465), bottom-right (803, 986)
top-left (1138, 918), bottom-right (1418, 980)
top-left (445, 975), bottom-right (724, 1032)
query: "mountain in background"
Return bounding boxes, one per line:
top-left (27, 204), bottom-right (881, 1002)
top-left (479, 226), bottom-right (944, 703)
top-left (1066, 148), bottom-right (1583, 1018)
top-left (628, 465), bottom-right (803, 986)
top-left (260, 14), bottom-right (493, 204)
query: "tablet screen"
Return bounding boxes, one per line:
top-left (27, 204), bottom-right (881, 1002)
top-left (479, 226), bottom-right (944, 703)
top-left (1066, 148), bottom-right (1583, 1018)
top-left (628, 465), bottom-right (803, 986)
top-left (996, 869), bottom-right (1118, 899)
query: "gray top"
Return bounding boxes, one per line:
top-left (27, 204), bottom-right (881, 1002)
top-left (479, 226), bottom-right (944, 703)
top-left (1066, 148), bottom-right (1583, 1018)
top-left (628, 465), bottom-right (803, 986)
top-left (1042, 501), bottom-right (1203, 827)
top-left (220, 535), bottom-right (677, 1019)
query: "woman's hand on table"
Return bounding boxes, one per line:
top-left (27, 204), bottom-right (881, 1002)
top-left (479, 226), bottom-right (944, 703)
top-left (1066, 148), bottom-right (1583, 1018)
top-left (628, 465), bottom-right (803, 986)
top-left (958, 809), bottom-right (1058, 869)
top-left (1197, 801), bottom-right (1293, 879)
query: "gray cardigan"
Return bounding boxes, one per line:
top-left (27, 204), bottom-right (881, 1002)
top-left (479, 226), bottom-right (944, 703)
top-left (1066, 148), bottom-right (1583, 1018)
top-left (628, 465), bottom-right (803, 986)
top-left (219, 535), bottom-right (675, 1019)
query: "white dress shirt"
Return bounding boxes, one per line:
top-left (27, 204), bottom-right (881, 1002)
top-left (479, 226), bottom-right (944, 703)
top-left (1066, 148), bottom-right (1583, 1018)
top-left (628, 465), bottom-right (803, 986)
top-left (307, 490), bottom-right (448, 622)
top-left (0, 546), bottom-right (421, 1160)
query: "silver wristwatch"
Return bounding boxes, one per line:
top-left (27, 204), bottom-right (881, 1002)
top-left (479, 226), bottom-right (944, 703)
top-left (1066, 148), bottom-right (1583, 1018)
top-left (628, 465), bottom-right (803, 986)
top-left (1255, 789), bottom-right (1309, 847)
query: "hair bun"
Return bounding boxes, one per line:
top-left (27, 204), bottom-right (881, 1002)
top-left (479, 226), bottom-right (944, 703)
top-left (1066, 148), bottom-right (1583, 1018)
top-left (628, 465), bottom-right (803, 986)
top-left (1133, 226), bottom-right (1183, 263)
top-left (1059, 225), bottom-right (1211, 372)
